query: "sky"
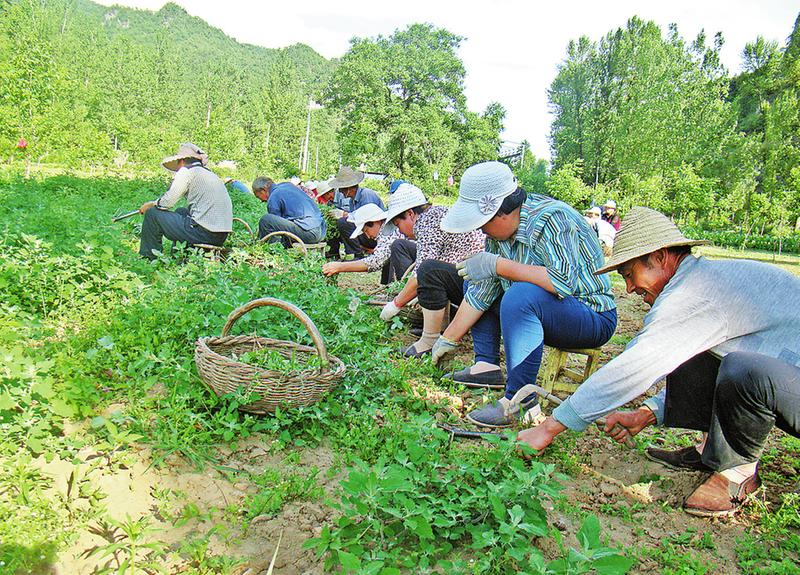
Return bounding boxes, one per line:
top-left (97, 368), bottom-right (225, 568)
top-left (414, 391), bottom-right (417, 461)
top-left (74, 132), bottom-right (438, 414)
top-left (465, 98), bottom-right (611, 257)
top-left (95, 0), bottom-right (798, 161)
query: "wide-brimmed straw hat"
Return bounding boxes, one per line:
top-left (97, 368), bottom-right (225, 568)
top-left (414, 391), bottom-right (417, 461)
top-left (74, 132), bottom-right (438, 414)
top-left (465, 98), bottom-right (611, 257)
top-left (347, 204), bottom-right (388, 238)
top-left (330, 166), bottom-right (365, 189)
top-left (594, 206), bottom-right (710, 275)
top-left (382, 183), bottom-right (428, 234)
top-left (440, 161), bottom-right (517, 233)
top-left (161, 142), bottom-right (208, 171)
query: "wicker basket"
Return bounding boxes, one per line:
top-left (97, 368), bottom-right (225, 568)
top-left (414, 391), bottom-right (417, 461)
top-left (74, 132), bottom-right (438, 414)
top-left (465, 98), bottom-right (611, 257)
top-left (195, 298), bottom-right (345, 414)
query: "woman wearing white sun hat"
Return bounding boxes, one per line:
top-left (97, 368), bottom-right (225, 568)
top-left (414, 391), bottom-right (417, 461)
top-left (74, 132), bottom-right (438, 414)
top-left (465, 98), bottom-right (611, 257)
top-left (321, 203), bottom-right (417, 284)
top-left (433, 161), bottom-right (617, 428)
top-left (378, 182), bottom-right (485, 358)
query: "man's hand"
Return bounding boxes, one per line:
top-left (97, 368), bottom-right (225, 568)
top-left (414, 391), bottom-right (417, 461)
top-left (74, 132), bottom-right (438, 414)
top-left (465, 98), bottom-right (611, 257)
top-left (322, 262), bottom-right (343, 277)
top-left (517, 417), bottom-right (567, 453)
top-left (431, 335), bottom-right (458, 365)
top-left (139, 201), bottom-right (156, 214)
top-left (604, 407), bottom-right (655, 444)
top-left (380, 299), bottom-right (402, 321)
top-left (457, 252), bottom-right (500, 282)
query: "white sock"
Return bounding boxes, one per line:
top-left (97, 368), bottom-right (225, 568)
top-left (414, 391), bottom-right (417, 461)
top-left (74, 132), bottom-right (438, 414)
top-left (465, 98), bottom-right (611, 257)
top-left (720, 462), bottom-right (758, 484)
top-left (412, 331), bottom-right (439, 352)
top-left (469, 361), bottom-right (501, 375)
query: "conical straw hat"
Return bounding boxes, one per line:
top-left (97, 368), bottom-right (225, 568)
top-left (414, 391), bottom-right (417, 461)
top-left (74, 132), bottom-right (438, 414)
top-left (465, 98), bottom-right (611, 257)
top-left (594, 206), bottom-right (710, 275)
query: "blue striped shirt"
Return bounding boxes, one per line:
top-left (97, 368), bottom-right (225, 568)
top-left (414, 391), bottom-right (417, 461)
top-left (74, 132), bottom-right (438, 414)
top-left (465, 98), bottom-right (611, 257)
top-left (464, 194), bottom-right (616, 313)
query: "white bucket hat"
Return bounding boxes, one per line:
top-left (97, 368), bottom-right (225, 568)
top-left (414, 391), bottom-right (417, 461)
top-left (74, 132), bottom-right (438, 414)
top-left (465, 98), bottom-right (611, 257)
top-left (315, 179), bottom-right (333, 198)
top-left (440, 161), bottom-right (517, 233)
top-left (383, 183), bottom-right (428, 229)
top-left (347, 204), bottom-right (388, 238)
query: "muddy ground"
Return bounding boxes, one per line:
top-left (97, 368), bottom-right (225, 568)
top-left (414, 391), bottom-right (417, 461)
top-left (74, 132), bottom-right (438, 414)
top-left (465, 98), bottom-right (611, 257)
top-left (40, 275), bottom-right (797, 574)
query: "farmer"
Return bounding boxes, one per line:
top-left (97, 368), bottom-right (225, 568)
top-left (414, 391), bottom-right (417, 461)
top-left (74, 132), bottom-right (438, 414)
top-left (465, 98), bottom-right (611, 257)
top-left (138, 143), bottom-right (232, 260)
top-left (253, 176), bottom-right (326, 246)
top-left (315, 180), bottom-right (335, 205)
top-left (224, 177), bottom-right (251, 195)
top-left (378, 183), bottom-right (486, 357)
top-left (518, 207), bottom-right (800, 517)
top-left (326, 166), bottom-right (385, 259)
top-left (585, 206), bottom-right (616, 256)
top-left (602, 200), bottom-right (621, 230)
top-left (433, 161), bottom-right (617, 426)
top-left (321, 203), bottom-right (417, 285)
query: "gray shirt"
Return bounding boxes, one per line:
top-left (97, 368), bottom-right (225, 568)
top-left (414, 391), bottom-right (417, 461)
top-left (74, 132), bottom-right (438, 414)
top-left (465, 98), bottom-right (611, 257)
top-left (553, 255), bottom-right (800, 431)
top-left (157, 165), bottom-right (233, 232)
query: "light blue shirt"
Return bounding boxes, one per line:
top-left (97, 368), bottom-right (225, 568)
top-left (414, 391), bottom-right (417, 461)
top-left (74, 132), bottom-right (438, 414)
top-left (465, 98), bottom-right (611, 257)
top-left (554, 255), bottom-right (800, 431)
top-left (267, 182), bottom-right (325, 232)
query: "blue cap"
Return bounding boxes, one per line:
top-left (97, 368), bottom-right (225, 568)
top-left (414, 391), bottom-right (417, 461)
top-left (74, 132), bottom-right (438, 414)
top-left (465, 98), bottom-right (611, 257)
top-left (389, 179), bottom-right (408, 194)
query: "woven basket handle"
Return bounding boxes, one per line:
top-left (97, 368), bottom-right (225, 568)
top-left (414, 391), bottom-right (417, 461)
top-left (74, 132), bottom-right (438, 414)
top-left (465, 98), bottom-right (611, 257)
top-left (232, 217), bottom-right (255, 241)
top-left (258, 231), bottom-right (309, 255)
top-left (220, 298), bottom-right (329, 370)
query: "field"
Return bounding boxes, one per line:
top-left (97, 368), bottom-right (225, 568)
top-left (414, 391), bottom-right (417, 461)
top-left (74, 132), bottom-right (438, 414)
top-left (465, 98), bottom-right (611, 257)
top-left (1, 171), bottom-right (798, 575)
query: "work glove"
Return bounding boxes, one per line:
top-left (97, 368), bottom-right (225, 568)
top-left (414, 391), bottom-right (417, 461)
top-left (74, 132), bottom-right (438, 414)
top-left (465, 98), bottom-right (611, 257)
top-left (431, 335), bottom-right (458, 365)
top-left (457, 252), bottom-right (499, 282)
top-left (380, 299), bottom-right (402, 321)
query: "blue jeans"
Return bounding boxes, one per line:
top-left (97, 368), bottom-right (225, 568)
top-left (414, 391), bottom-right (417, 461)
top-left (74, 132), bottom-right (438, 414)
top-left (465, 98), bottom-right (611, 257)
top-left (258, 213), bottom-right (326, 245)
top-left (469, 282), bottom-right (617, 401)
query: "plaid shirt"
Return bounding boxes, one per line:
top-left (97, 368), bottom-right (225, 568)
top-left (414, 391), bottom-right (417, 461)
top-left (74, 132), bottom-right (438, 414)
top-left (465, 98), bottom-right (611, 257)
top-left (413, 206), bottom-right (485, 275)
top-left (157, 165), bottom-right (232, 232)
top-left (464, 194), bottom-right (615, 313)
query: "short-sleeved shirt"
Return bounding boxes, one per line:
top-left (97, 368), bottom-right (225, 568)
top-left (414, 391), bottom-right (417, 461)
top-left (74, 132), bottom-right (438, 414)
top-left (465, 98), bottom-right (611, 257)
top-left (157, 165), bottom-right (232, 232)
top-left (464, 194), bottom-right (615, 313)
top-left (267, 182), bottom-right (325, 232)
top-left (413, 206), bottom-right (485, 275)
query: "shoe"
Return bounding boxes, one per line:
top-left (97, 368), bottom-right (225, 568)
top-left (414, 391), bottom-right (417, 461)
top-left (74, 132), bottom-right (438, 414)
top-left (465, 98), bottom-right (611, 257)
top-left (442, 367), bottom-right (505, 390)
top-left (466, 397), bottom-right (541, 429)
top-left (645, 445), bottom-right (712, 472)
top-left (684, 472), bottom-right (760, 517)
top-left (398, 344), bottom-right (431, 358)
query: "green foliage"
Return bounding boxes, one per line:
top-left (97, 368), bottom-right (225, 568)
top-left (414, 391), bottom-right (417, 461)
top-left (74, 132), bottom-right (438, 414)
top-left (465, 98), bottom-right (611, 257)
top-left (325, 23), bottom-right (504, 193)
top-left (244, 463), bottom-right (323, 521)
top-left (306, 422), bottom-right (631, 574)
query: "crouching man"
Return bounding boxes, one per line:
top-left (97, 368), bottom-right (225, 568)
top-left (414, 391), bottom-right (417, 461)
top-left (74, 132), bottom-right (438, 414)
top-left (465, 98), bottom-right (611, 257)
top-left (520, 207), bottom-right (800, 517)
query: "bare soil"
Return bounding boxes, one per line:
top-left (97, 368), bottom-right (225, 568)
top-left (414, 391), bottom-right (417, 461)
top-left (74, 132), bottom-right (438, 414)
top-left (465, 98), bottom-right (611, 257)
top-left (42, 277), bottom-right (795, 574)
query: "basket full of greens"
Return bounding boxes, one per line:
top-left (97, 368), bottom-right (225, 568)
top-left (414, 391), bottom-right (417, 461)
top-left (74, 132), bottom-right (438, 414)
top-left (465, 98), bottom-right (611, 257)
top-left (195, 298), bottom-right (345, 414)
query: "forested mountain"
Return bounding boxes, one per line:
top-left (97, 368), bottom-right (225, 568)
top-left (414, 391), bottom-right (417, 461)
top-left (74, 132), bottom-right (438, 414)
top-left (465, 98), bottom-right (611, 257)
top-left (0, 0), bottom-right (338, 175)
top-left (0, 0), bottom-right (504, 189)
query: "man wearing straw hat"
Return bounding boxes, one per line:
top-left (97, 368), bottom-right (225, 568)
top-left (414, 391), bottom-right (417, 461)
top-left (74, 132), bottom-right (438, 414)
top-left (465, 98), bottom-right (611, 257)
top-left (138, 143), bottom-right (232, 260)
top-left (326, 166), bottom-right (385, 259)
top-left (518, 206), bottom-right (800, 517)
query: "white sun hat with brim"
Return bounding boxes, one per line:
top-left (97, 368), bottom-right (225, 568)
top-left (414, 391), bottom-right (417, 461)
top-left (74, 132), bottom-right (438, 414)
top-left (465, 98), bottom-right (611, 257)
top-left (161, 142), bottom-right (209, 172)
top-left (594, 206), bottom-right (711, 275)
top-left (315, 179), bottom-right (333, 197)
top-left (381, 183), bottom-right (428, 234)
top-left (440, 161), bottom-right (517, 233)
top-left (347, 204), bottom-right (388, 239)
top-left (585, 206), bottom-right (602, 217)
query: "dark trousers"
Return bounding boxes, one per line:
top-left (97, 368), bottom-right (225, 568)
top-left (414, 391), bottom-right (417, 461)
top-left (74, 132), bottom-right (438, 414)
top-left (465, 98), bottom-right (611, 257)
top-left (258, 213), bottom-right (326, 246)
top-left (380, 239), bottom-right (417, 285)
top-left (328, 217), bottom-right (377, 257)
top-left (416, 259), bottom-right (464, 310)
top-left (664, 351), bottom-right (800, 470)
top-left (139, 207), bottom-right (228, 260)
top-left (469, 282), bottom-right (617, 401)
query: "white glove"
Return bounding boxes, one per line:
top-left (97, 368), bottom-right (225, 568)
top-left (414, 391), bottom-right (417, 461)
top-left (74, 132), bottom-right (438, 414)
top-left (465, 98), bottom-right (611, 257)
top-left (431, 335), bottom-right (458, 365)
top-left (380, 299), bottom-right (402, 321)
